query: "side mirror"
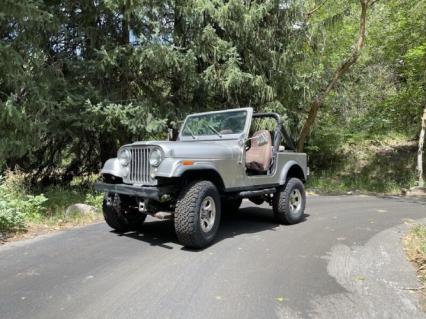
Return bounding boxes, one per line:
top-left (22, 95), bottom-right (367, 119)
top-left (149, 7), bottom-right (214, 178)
top-left (167, 128), bottom-right (179, 141)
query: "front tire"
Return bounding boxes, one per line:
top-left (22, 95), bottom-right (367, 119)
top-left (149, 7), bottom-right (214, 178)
top-left (174, 181), bottom-right (221, 248)
top-left (103, 193), bottom-right (146, 232)
top-left (273, 178), bottom-right (306, 224)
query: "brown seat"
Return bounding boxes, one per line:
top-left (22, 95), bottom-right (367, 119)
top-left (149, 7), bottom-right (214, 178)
top-left (245, 130), bottom-right (273, 172)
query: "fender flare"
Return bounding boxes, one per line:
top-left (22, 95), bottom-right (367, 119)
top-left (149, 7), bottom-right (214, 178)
top-left (279, 160), bottom-right (307, 185)
top-left (100, 158), bottom-right (127, 178)
top-left (171, 162), bottom-right (219, 177)
top-left (170, 162), bottom-right (226, 191)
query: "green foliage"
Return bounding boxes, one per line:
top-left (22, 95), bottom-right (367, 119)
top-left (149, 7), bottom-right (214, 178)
top-left (0, 203), bottom-right (26, 233)
top-left (0, 0), bottom-right (310, 176)
top-left (0, 171), bottom-right (47, 232)
top-left (0, 0), bottom-right (425, 191)
top-left (411, 225), bottom-right (426, 256)
top-left (0, 170), bottom-right (103, 234)
top-left (42, 187), bottom-right (86, 216)
top-left (0, 177), bottom-right (27, 233)
top-left (307, 134), bottom-right (418, 193)
top-left (85, 193), bottom-right (103, 210)
top-left (42, 173), bottom-right (103, 216)
top-left (307, 170), bottom-right (413, 194)
top-left (1, 171), bottom-right (47, 220)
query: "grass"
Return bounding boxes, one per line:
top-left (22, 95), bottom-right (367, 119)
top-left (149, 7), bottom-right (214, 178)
top-left (0, 170), bottom-right (104, 242)
top-left (37, 187), bottom-right (103, 227)
top-left (404, 224), bottom-right (426, 310)
top-left (307, 170), bottom-right (414, 194)
top-left (405, 224), bottom-right (426, 282)
top-left (307, 134), bottom-right (419, 194)
top-left (1, 187), bottom-right (104, 243)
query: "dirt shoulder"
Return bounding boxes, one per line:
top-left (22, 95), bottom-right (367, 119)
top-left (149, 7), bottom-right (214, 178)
top-left (404, 223), bottom-right (426, 311)
top-left (0, 213), bottom-right (103, 245)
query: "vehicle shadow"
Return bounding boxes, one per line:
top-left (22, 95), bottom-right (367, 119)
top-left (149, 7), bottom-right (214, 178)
top-left (113, 207), bottom-right (309, 250)
top-left (112, 219), bottom-right (177, 250)
top-left (216, 207), bottom-right (309, 244)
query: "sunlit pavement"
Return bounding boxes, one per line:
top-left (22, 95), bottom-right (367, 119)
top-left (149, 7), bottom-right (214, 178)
top-left (0, 195), bottom-right (425, 319)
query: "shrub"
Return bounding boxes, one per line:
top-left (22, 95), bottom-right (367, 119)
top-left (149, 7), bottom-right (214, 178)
top-left (85, 193), bottom-right (103, 209)
top-left (0, 200), bottom-right (26, 233)
top-left (0, 171), bottom-right (47, 233)
top-left (0, 182), bottom-right (26, 233)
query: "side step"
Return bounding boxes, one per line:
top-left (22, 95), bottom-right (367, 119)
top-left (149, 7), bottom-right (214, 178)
top-left (235, 188), bottom-right (276, 198)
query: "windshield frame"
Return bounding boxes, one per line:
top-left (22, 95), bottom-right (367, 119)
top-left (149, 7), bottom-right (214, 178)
top-left (178, 107), bottom-right (253, 141)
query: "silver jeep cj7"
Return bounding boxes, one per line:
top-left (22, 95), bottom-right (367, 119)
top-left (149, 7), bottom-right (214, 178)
top-left (95, 108), bottom-right (307, 248)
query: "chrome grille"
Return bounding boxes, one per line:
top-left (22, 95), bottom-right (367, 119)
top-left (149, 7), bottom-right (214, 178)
top-left (126, 146), bottom-right (154, 185)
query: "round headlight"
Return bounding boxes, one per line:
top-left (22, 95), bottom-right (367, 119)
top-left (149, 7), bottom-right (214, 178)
top-left (149, 148), bottom-right (163, 167)
top-left (118, 149), bottom-right (131, 166)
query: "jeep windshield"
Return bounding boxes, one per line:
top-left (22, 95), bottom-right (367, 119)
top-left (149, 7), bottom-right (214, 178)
top-left (181, 110), bottom-right (247, 138)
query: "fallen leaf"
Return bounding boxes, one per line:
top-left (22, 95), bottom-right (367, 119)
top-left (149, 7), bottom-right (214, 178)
top-left (354, 275), bottom-right (366, 281)
top-left (275, 296), bottom-right (288, 302)
top-left (403, 218), bottom-right (415, 225)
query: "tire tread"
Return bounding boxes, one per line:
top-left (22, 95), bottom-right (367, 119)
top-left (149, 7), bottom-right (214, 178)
top-left (174, 180), bottom-right (220, 248)
top-left (273, 178), bottom-right (305, 224)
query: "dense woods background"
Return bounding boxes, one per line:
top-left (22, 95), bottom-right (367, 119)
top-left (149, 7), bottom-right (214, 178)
top-left (0, 0), bottom-right (425, 190)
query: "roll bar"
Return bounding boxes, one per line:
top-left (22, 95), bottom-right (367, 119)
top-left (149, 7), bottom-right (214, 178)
top-left (252, 112), bottom-right (296, 151)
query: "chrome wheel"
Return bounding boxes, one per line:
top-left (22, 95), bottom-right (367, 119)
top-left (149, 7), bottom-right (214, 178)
top-left (200, 196), bottom-right (216, 232)
top-left (289, 189), bottom-right (302, 214)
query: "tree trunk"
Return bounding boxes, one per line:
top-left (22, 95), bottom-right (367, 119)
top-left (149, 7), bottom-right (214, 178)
top-left (418, 107), bottom-right (426, 187)
top-left (296, 0), bottom-right (372, 152)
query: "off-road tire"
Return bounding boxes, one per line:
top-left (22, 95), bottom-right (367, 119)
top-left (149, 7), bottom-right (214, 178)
top-left (221, 198), bottom-right (242, 213)
top-left (174, 181), bottom-right (221, 248)
top-left (273, 178), bottom-right (306, 224)
top-left (102, 193), bottom-right (146, 232)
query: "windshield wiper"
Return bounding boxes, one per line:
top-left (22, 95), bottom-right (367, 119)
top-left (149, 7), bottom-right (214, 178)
top-left (186, 127), bottom-right (197, 139)
top-left (205, 123), bottom-right (222, 138)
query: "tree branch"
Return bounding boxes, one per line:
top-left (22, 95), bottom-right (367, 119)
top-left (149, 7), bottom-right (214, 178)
top-left (305, 0), bottom-right (329, 19)
top-left (296, 0), bottom-right (370, 152)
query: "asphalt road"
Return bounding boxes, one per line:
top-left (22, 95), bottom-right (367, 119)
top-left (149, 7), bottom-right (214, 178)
top-left (1, 195), bottom-right (425, 319)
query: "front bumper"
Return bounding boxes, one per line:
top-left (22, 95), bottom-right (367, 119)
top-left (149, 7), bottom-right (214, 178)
top-left (95, 182), bottom-right (162, 200)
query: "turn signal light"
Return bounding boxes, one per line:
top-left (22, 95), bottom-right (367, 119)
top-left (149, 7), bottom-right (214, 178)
top-left (182, 160), bottom-right (194, 166)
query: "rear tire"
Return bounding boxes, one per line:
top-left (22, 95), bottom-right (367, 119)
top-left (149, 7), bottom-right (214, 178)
top-left (174, 181), bottom-right (221, 248)
top-left (273, 178), bottom-right (306, 224)
top-left (102, 193), bottom-right (146, 232)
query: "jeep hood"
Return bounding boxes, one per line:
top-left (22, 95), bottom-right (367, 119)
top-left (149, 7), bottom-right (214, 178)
top-left (130, 140), bottom-right (238, 160)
